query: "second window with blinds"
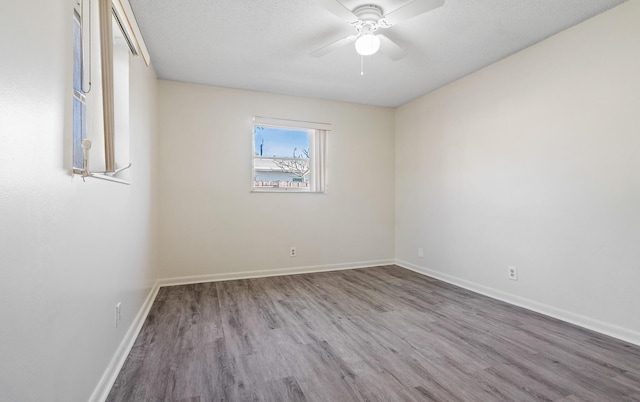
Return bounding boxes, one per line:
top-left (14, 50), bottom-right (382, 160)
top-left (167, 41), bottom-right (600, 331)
top-left (252, 117), bottom-right (329, 193)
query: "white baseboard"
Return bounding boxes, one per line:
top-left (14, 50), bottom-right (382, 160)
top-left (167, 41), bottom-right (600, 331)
top-left (89, 281), bottom-right (161, 402)
top-left (157, 259), bottom-right (395, 287)
top-left (395, 259), bottom-right (640, 347)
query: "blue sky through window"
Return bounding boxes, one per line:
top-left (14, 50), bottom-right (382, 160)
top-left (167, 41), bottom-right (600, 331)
top-left (73, 13), bottom-right (86, 169)
top-left (254, 126), bottom-right (309, 158)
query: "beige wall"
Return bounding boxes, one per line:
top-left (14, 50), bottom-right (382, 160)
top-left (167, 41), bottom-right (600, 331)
top-left (395, 1), bottom-right (640, 343)
top-left (0, 0), bottom-right (158, 400)
top-left (157, 81), bottom-right (395, 278)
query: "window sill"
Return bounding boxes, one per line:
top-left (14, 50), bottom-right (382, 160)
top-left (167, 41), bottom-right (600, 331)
top-left (251, 188), bottom-right (324, 194)
top-left (73, 166), bottom-right (131, 185)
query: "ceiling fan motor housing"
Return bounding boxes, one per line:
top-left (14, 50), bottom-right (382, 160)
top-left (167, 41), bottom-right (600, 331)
top-left (350, 4), bottom-right (391, 34)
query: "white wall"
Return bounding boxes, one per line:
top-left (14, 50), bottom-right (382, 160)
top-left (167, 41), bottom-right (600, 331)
top-left (158, 81), bottom-right (395, 279)
top-left (0, 1), bottom-right (158, 400)
top-left (395, 1), bottom-right (640, 343)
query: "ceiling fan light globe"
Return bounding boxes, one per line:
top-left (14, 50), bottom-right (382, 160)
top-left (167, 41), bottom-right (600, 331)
top-left (355, 34), bottom-right (380, 56)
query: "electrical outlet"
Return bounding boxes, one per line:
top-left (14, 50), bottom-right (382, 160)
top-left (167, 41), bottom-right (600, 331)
top-left (289, 247), bottom-right (296, 257)
top-left (418, 248), bottom-right (424, 258)
top-left (115, 302), bottom-right (121, 328)
top-left (507, 266), bottom-right (518, 281)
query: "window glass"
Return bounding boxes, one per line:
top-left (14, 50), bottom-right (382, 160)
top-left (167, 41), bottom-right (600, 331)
top-left (254, 126), bottom-right (311, 189)
top-left (73, 11), bottom-right (87, 169)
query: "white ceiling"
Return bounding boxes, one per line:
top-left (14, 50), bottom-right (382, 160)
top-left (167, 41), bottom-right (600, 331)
top-left (128, 0), bottom-right (626, 107)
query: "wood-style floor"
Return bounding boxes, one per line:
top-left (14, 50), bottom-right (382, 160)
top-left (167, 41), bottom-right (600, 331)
top-left (107, 265), bottom-right (640, 401)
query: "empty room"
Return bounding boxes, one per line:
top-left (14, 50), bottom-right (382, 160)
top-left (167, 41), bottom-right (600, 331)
top-left (1, 0), bottom-right (639, 401)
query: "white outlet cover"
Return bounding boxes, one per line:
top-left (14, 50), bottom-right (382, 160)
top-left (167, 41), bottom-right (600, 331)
top-left (508, 266), bottom-right (518, 281)
top-left (418, 248), bottom-right (424, 258)
top-left (115, 303), bottom-right (121, 328)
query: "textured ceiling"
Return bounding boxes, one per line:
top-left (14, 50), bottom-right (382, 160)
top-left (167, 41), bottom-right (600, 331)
top-left (128, 0), bottom-right (626, 107)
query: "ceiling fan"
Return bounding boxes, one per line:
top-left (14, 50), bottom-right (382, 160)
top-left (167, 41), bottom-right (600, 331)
top-left (311, 0), bottom-right (445, 60)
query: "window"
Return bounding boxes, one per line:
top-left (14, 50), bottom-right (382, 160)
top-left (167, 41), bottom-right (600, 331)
top-left (72, 8), bottom-right (88, 170)
top-left (71, 0), bottom-right (150, 184)
top-left (252, 117), bottom-right (329, 193)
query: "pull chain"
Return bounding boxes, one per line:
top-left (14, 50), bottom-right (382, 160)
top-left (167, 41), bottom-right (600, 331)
top-left (361, 55), bottom-right (364, 76)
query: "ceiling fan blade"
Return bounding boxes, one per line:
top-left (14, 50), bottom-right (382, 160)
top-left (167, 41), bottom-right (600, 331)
top-left (310, 34), bottom-right (357, 57)
top-left (314, 0), bottom-right (358, 21)
top-left (378, 34), bottom-right (407, 61)
top-left (382, 0), bottom-right (444, 26)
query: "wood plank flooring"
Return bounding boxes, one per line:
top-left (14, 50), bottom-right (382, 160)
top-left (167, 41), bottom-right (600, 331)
top-left (106, 265), bottom-right (640, 401)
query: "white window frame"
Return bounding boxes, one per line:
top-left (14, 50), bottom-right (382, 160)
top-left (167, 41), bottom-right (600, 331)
top-left (72, 0), bottom-right (149, 184)
top-left (252, 117), bottom-right (330, 193)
